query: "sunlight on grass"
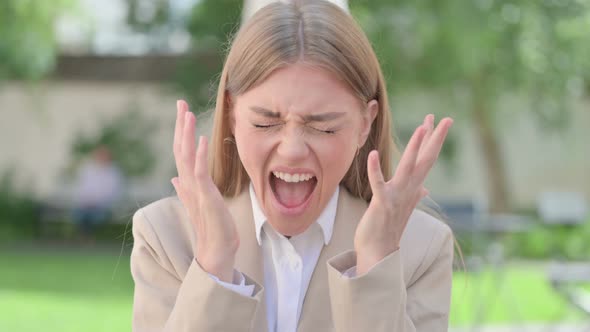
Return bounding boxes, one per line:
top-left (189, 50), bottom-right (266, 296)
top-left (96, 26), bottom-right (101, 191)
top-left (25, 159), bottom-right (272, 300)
top-left (0, 290), bottom-right (131, 332)
top-left (451, 265), bottom-right (586, 326)
top-left (0, 248), bottom-right (134, 332)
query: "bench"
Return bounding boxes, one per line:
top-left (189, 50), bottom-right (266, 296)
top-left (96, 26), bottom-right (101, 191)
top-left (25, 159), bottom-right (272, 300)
top-left (37, 184), bottom-right (169, 239)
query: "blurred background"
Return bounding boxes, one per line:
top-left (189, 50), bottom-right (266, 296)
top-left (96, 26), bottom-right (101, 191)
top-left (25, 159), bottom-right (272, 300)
top-left (0, 0), bottom-right (589, 331)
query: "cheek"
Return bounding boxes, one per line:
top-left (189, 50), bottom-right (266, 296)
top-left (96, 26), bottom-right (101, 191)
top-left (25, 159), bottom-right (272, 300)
top-left (312, 136), bottom-right (357, 179)
top-left (234, 127), bottom-right (272, 176)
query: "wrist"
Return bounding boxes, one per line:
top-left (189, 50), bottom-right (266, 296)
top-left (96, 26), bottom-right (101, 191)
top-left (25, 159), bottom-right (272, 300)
top-left (209, 266), bottom-right (234, 283)
top-left (356, 245), bottom-right (399, 275)
top-left (196, 255), bottom-right (235, 283)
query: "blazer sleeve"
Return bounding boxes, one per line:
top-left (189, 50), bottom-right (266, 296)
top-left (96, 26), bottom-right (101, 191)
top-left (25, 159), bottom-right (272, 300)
top-left (326, 223), bottom-right (454, 332)
top-left (130, 208), bottom-right (264, 332)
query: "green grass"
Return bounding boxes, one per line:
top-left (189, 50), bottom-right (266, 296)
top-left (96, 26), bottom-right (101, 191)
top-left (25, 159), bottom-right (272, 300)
top-left (0, 247), bottom-right (587, 331)
top-left (0, 247), bottom-right (134, 332)
top-left (451, 265), bottom-right (587, 326)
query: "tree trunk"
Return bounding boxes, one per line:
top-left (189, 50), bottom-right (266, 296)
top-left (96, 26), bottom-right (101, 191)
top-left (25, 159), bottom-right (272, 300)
top-left (471, 84), bottom-right (511, 213)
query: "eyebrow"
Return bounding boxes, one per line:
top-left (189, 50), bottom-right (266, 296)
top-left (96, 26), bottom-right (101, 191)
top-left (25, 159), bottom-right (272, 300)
top-left (249, 106), bottom-right (346, 122)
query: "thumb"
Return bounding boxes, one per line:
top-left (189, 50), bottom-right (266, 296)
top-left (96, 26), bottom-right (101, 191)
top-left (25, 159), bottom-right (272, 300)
top-left (420, 187), bottom-right (429, 199)
top-left (367, 150), bottom-right (385, 197)
top-left (171, 177), bottom-right (181, 195)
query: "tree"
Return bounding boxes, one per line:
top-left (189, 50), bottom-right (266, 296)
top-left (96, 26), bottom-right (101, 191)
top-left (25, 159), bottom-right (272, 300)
top-left (0, 0), bottom-right (74, 80)
top-left (350, 0), bottom-right (590, 212)
top-left (176, 0), bottom-right (243, 109)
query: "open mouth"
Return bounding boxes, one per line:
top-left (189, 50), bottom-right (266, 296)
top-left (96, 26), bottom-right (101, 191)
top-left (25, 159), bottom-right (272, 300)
top-left (269, 171), bottom-right (317, 211)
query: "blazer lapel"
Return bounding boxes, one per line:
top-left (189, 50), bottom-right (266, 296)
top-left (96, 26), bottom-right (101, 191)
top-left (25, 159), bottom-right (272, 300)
top-left (226, 189), bottom-right (268, 332)
top-left (297, 187), bottom-right (368, 331)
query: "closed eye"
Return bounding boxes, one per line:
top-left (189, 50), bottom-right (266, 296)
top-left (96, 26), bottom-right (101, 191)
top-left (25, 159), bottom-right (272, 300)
top-left (253, 123), bottom-right (282, 131)
top-left (310, 127), bottom-right (336, 135)
top-left (253, 123), bottom-right (336, 134)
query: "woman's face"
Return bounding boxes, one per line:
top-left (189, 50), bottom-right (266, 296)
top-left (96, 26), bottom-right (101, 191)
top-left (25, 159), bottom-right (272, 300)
top-left (232, 63), bottom-right (377, 236)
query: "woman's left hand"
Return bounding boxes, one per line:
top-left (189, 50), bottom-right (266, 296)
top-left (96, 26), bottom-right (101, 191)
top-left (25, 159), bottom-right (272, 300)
top-left (354, 114), bottom-right (453, 275)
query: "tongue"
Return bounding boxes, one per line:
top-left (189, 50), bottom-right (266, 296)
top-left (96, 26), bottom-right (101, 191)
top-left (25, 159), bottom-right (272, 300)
top-left (274, 178), bottom-right (315, 207)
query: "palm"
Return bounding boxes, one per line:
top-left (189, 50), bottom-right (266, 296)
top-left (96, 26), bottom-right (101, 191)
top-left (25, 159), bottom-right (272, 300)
top-left (354, 114), bottom-right (452, 274)
top-left (171, 100), bottom-right (239, 282)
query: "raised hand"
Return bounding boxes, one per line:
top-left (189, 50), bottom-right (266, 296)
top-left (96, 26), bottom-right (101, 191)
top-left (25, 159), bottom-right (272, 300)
top-left (354, 114), bottom-right (453, 275)
top-left (171, 100), bottom-right (239, 283)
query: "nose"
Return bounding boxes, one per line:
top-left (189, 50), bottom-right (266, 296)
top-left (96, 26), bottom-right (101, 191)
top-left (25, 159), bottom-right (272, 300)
top-left (276, 126), bottom-right (309, 162)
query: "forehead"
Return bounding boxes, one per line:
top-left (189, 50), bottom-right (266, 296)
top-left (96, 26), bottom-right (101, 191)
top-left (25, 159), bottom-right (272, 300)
top-left (235, 63), bottom-right (362, 115)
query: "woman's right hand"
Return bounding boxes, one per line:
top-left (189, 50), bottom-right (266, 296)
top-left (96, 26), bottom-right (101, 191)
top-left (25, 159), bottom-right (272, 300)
top-left (171, 100), bottom-right (240, 283)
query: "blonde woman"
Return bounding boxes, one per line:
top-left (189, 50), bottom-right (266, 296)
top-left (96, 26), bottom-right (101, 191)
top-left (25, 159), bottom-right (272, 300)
top-left (131, 1), bottom-right (454, 331)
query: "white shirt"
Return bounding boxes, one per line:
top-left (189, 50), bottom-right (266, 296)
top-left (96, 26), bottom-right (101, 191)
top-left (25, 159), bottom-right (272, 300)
top-left (210, 184), bottom-right (339, 332)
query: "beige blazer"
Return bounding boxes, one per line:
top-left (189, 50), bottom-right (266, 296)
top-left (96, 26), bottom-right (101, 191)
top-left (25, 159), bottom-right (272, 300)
top-left (131, 186), bottom-right (454, 332)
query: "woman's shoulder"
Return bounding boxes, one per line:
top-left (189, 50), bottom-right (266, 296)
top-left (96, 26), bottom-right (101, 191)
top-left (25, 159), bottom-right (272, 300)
top-left (134, 195), bottom-right (187, 232)
top-left (132, 196), bottom-right (194, 262)
top-left (406, 208), bottom-right (453, 243)
top-left (399, 208), bottom-right (454, 284)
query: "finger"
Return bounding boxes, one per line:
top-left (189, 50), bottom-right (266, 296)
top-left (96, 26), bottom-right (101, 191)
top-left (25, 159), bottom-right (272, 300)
top-left (171, 177), bottom-right (181, 195)
top-left (173, 100), bottom-right (188, 157)
top-left (415, 117), bottom-right (453, 180)
top-left (420, 187), bottom-right (429, 199)
top-left (367, 150), bottom-right (385, 197)
top-left (172, 177), bottom-right (201, 229)
top-left (171, 176), bottom-right (194, 208)
top-left (194, 135), bottom-right (209, 181)
top-left (194, 136), bottom-right (221, 205)
top-left (393, 125), bottom-right (426, 184)
top-left (419, 114), bottom-right (434, 152)
top-left (180, 111), bottom-right (197, 179)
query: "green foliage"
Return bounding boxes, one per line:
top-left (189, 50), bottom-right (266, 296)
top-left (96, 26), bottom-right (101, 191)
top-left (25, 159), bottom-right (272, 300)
top-left (0, 168), bottom-right (39, 238)
top-left (503, 219), bottom-right (590, 260)
top-left (350, 0), bottom-right (590, 124)
top-left (68, 107), bottom-right (159, 179)
top-left (0, 0), bottom-right (75, 80)
top-left (173, 0), bottom-right (242, 110)
top-left (187, 0), bottom-right (242, 50)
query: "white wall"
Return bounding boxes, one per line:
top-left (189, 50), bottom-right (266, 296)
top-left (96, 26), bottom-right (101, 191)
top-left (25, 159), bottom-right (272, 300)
top-left (0, 81), bottom-right (180, 201)
top-left (1, 80), bottom-right (588, 209)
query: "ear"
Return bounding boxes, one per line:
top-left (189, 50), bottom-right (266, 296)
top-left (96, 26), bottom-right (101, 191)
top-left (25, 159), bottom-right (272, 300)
top-left (359, 99), bottom-right (378, 147)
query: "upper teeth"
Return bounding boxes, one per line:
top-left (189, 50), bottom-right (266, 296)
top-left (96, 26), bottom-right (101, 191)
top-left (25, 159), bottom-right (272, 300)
top-left (272, 171), bottom-right (315, 183)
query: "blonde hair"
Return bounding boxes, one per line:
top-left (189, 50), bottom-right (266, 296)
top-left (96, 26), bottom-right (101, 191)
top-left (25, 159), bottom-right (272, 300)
top-left (210, 0), bottom-right (398, 202)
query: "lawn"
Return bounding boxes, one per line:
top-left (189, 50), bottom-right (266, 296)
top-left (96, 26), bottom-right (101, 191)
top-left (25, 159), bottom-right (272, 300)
top-left (451, 264), bottom-right (587, 326)
top-left (0, 246), bottom-right (134, 332)
top-left (0, 247), bottom-right (587, 331)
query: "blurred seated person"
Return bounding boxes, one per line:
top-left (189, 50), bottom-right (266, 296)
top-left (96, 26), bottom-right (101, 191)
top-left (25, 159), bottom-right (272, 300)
top-left (72, 145), bottom-right (124, 241)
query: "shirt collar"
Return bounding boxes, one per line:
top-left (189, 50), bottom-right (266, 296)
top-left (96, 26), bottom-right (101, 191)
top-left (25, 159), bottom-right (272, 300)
top-left (249, 183), bottom-right (339, 246)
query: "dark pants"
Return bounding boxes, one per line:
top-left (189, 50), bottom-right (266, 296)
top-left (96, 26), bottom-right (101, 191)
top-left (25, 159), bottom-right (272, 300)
top-left (72, 206), bottom-right (111, 236)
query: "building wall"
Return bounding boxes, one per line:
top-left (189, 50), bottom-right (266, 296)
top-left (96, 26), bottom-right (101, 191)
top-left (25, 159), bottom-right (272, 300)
top-left (1, 80), bottom-right (588, 209)
top-left (0, 80), bottom-right (180, 202)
